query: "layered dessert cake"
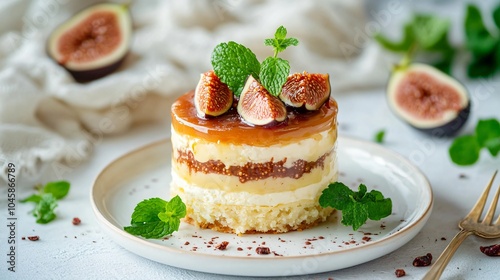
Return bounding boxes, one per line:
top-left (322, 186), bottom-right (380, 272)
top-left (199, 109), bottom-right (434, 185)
top-left (170, 71), bottom-right (338, 234)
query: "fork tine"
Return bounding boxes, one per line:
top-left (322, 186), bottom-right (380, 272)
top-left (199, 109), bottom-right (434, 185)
top-left (483, 180), bottom-right (500, 225)
top-left (466, 170), bottom-right (498, 222)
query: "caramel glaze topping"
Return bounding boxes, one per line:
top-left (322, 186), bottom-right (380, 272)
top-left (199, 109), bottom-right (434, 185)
top-left (171, 91), bottom-right (338, 146)
top-left (176, 150), bottom-right (331, 183)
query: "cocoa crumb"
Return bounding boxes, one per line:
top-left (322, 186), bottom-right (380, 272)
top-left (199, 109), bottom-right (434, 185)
top-left (184, 241), bottom-right (190, 246)
top-left (21, 237), bottom-right (26, 240)
top-left (318, 236), bottom-right (325, 239)
top-left (72, 217), bottom-right (81, 225)
top-left (459, 173), bottom-right (467, 179)
top-left (395, 269), bottom-right (406, 277)
top-left (27, 236), bottom-right (39, 241)
top-left (215, 241), bottom-right (229, 250)
top-left (362, 236), bottom-right (372, 242)
top-left (272, 251), bottom-right (283, 256)
top-left (441, 237), bottom-right (447, 241)
top-left (247, 247), bottom-right (252, 250)
top-left (261, 241), bottom-right (266, 245)
top-left (305, 241), bottom-right (312, 245)
top-left (256, 247), bottom-right (271, 255)
top-left (480, 244), bottom-right (500, 256)
top-left (413, 253), bottom-right (432, 266)
top-left (237, 247), bottom-right (243, 251)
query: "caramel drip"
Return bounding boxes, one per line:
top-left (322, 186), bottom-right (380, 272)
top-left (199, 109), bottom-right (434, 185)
top-left (176, 150), bottom-right (330, 183)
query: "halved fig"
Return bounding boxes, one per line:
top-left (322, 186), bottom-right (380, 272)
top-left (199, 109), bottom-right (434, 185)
top-left (47, 3), bottom-right (132, 82)
top-left (387, 63), bottom-right (470, 136)
top-left (237, 76), bottom-right (287, 126)
top-left (280, 72), bottom-right (331, 110)
top-left (194, 70), bottom-right (233, 117)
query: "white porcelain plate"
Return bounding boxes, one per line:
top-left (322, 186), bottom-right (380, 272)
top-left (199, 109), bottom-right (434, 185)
top-left (91, 136), bottom-right (433, 277)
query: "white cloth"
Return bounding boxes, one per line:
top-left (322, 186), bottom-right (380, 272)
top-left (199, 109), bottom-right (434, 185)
top-left (0, 0), bottom-right (393, 183)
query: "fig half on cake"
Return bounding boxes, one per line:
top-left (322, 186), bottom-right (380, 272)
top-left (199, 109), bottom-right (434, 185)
top-left (387, 63), bottom-right (470, 136)
top-left (47, 3), bottom-right (132, 82)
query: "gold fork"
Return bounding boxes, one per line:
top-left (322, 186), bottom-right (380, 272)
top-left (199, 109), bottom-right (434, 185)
top-left (423, 170), bottom-right (500, 280)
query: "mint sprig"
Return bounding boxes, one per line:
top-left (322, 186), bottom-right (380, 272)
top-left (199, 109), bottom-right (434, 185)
top-left (319, 182), bottom-right (392, 231)
top-left (449, 118), bottom-right (500, 165)
top-left (211, 26), bottom-right (298, 97)
top-left (20, 181), bottom-right (70, 224)
top-left (124, 196), bottom-right (186, 239)
top-left (375, 14), bottom-right (454, 74)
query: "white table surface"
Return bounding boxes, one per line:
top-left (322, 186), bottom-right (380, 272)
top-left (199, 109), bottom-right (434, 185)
top-left (3, 79), bottom-right (500, 280)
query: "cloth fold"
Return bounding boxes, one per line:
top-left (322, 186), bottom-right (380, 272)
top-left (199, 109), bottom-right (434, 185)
top-left (0, 0), bottom-right (393, 183)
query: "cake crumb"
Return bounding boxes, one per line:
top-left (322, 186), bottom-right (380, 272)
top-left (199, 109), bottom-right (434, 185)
top-left (216, 241), bottom-right (229, 250)
top-left (27, 236), bottom-right (39, 241)
top-left (256, 247), bottom-right (271, 255)
top-left (72, 217), bottom-right (81, 225)
top-left (395, 269), bottom-right (406, 277)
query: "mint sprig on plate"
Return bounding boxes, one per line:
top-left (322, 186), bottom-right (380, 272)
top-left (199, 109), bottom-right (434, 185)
top-left (124, 196), bottom-right (186, 239)
top-left (319, 182), bottom-right (392, 231)
top-left (211, 26), bottom-right (298, 96)
top-left (449, 118), bottom-right (500, 165)
top-left (20, 181), bottom-right (70, 224)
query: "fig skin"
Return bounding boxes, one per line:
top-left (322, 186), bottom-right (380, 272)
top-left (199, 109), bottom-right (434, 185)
top-left (46, 3), bottom-right (132, 82)
top-left (194, 70), bottom-right (233, 117)
top-left (387, 63), bottom-right (470, 137)
top-left (280, 72), bottom-right (331, 110)
top-left (237, 76), bottom-right (287, 126)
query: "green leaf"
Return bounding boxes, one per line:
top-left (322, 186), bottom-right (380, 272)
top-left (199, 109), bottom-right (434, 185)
top-left (366, 192), bottom-right (393, 221)
top-left (341, 202), bottom-right (368, 231)
top-left (476, 119), bottom-right (500, 156)
top-left (493, 6), bottom-right (500, 30)
top-left (43, 181), bottom-right (70, 200)
top-left (374, 130), bottom-right (385, 143)
top-left (130, 198), bottom-right (167, 224)
top-left (124, 196), bottom-right (186, 239)
top-left (20, 194), bottom-right (42, 203)
top-left (411, 15), bottom-right (450, 50)
top-left (449, 135), bottom-right (481, 165)
top-left (260, 57), bottom-right (290, 96)
top-left (211, 41), bottom-right (261, 96)
top-left (374, 23), bottom-right (414, 52)
top-left (467, 51), bottom-right (498, 78)
top-left (465, 5), bottom-right (497, 56)
top-left (275, 25), bottom-right (287, 40)
top-left (34, 193), bottom-right (57, 224)
top-left (319, 182), bottom-right (355, 210)
top-left (124, 221), bottom-right (171, 239)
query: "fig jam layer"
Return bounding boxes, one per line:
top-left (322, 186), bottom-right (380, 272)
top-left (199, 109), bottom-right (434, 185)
top-left (171, 91), bottom-right (338, 146)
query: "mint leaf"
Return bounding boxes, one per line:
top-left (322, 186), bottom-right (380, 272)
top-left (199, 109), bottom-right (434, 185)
top-left (130, 198), bottom-right (167, 224)
top-left (211, 41), bottom-right (260, 96)
top-left (476, 119), bottom-right (500, 146)
top-left (20, 194), bottom-right (42, 203)
top-left (124, 196), bottom-right (186, 239)
top-left (494, 6), bottom-right (500, 29)
top-left (319, 182), bottom-right (392, 231)
top-left (476, 119), bottom-right (500, 156)
top-left (260, 57), bottom-right (290, 96)
top-left (275, 26), bottom-right (287, 40)
top-left (342, 202), bottom-right (368, 231)
top-left (34, 193), bottom-right (57, 224)
top-left (412, 15), bottom-right (450, 50)
top-left (449, 135), bottom-right (481, 165)
top-left (467, 51), bottom-right (498, 77)
top-left (465, 5), bottom-right (498, 57)
top-left (319, 182), bottom-right (354, 210)
top-left (43, 181), bottom-right (70, 200)
top-left (374, 129), bottom-right (385, 143)
top-left (374, 23), bottom-right (414, 52)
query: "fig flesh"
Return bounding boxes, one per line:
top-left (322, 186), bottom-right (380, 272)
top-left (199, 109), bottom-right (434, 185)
top-left (237, 76), bottom-right (287, 126)
top-left (387, 63), bottom-right (470, 136)
top-left (47, 3), bottom-right (132, 82)
top-left (194, 70), bottom-right (233, 117)
top-left (280, 72), bottom-right (331, 110)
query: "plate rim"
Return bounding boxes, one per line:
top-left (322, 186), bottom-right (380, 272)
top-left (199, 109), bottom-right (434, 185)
top-left (90, 136), bottom-right (433, 271)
